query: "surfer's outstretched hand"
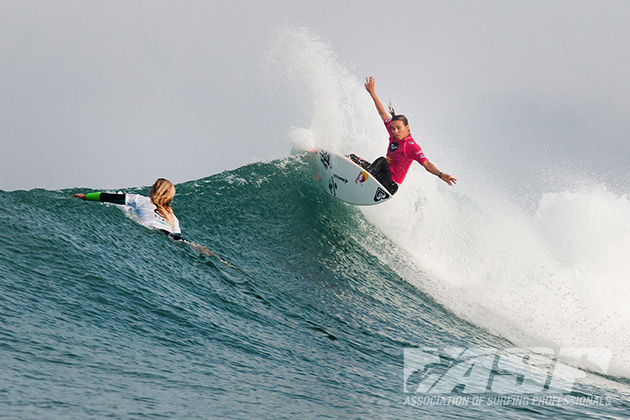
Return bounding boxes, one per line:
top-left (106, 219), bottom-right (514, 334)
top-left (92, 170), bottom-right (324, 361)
top-left (364, 76), bottom-right (376, 94)
top-left (440, 174), bottom-right (457, 186)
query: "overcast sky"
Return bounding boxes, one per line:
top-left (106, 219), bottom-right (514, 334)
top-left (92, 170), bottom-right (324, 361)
top-left (1, 0), bottom-right (629, 191)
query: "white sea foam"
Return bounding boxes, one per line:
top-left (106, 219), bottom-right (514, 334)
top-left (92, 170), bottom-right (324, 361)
top-left (270, 26), bottom-right (630, 379)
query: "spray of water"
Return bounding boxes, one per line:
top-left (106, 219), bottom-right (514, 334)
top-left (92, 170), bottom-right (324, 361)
top-left (267, 26), bottom-right (630, 379)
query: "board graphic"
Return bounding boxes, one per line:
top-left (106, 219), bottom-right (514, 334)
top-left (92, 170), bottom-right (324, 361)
top-left (312, 149), bottom-right (392, 206)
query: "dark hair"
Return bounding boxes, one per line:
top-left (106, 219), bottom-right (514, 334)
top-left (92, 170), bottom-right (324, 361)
top-left (388, 103), bottom-right (409, 126)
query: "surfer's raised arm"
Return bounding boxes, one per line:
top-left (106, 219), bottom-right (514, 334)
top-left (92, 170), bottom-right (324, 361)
top-left (365, 76), bottom-right (390, 122)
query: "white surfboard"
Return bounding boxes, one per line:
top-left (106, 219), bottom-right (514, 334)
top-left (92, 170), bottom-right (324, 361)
top-left (311, 149), bottom-right (392, 206)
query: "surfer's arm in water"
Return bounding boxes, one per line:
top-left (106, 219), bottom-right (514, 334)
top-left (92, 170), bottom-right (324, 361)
top-left (421, 160), bottom-right (457, 186)
top-left (365, 76), bottom-right (390, 122)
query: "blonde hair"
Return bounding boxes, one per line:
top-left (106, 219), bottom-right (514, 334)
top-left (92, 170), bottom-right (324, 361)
top-left (150, 178), bottom-right (176, 230)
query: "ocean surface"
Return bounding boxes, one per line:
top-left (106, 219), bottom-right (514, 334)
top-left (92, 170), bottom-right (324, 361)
top-left (1, 155), bottom-right (629, 419)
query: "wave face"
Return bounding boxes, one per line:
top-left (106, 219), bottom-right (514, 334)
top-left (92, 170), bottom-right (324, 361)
top-left (2, 24), bottom-right (630, 419)
top-left (1, 158), bottom-right (629, 419)
top-left (271, 26), bottom-right (630, 379)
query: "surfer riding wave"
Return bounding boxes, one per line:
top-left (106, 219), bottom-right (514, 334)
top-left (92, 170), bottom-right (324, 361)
top-left (349, 77), bottom-right (457, 194)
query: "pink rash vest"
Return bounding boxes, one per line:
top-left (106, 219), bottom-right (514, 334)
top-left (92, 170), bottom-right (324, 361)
top-left (384, 118), bottom-right (429, 184)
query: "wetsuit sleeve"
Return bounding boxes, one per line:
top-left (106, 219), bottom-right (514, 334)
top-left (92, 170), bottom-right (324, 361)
top-left (85, 192), bottom-right (126, 205)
